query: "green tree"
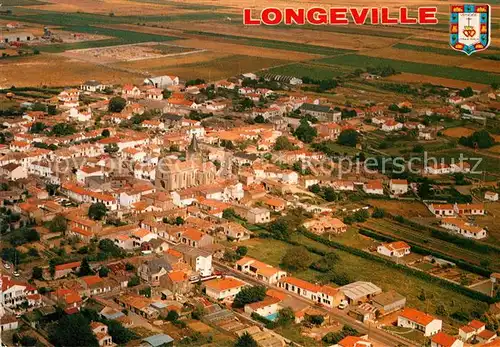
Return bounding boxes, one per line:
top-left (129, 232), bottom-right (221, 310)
top-left (294, 119), bottom-right (317, 143)
top-left (51, 123), bottom-right (76, 136)
top-left (337, 129), bottom-right (359, 147)
top-left (101, 129), bottom-right (110, 137)
top-left (281, 246), bottom-right (312, 271)
top-left (99, 266), bottom-right (110, 277)
top-left (162, 89), bottom-right (172, 99)
top-left (128, 275), bottom-right (140, 287)
top-left (459, 130), bottom-right (495, 149)
top-left (49, 215), bottom-right (67, 234)
top-left (30, 122), bottom-right (47, 134)
top-left (175, 216), bottom-right (184, 225)
top-left (106, 320), bottom-right (137, 344)
top-left (458, 86), bottom-right (474, 98)
top-left (276, 307), bottom-right (295, 326)
top-left (308, 184), bottom-right (321, 194)
top-left (306, 314), bottom-right (325, 326)
top-left (108, 96), bottom-right (126, 113)
top-left (49, 313), bottom-right (98, 347)
top-left (222, 208), bottom-right (237, 220)
top-left (104, 143), bottom-right (119, 155)
top-left (88, 202), bottom-right (107, 220)
top-left (78, 258), bottom-right (94, 277)
top-left (254, 115), bottom-right (266, 123)
top-left (372, 208), bottom-right (385, 218)
top-left (166, 310), bottom-right (179, 322)
top-left (32, 266), bottom-right (43, 280)
top-left (236, 246), bottom-right (248, 257)
top-left (235, 332), bottom-right (258, 347)
top-left (233, 286), bottom-right (267, 308)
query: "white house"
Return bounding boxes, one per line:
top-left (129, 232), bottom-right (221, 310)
top-left (425, 163), bottom-right (452, 175)
top-left (428, 204), bottom-right (455, 218)
top-left (440, 218), bottom-right (487, 239)
top-left (68, 107), bottom-right (92, 122)
top-left (0, 315), bottom-right (19, 332)
top-left (1, 275), bottom-right (41, 310)
top-left (204, 277), bottom-right (247, 300)
top-left (81, 80), bottom-right (107, 93)
top-left (398, 308), bottom-right (442, 336)
top-left (0, 163), bottom-right (28, 180)
top-left (235, 257), bottom-right (287, 285)
top-left (277, 277), bottom-right (345, 308)
top-left (244, 296), bottom-right (281, 317)
top-left (382, 120), bottom-right (403, 132)
top-left (459, 320), bottom-right (486, 342)
top-left (144, 75), bottom-right (179, 88)
top-left (484, 191), bottom-right (499, 202)
top-left (377, 241), bottom-right (411, 258)
top-left (122, 84), bottom-right (141, 98)
top-left (453, 203), bottom-right (485, 216)
top-left (431, 332), bottom-right (463, 347)
top-left (364, 180), bottom-right (384, 195)
top-left (389, 179), bottom-right (408, 195)
top-left (146, 88), bottom-right (164, 100)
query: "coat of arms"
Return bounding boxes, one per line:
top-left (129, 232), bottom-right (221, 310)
top-left (450, 4), bottom-right (491, 55)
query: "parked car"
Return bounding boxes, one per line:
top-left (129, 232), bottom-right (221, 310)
top-left (3, 262), bottom-right (11, 269)
top-left (13, 271), bottom-right (20, 277)
top-left (338, 300), bottom-right (349, 310)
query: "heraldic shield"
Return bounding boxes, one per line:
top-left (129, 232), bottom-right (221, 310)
top-left (450, 4), bottom-right (491, 55)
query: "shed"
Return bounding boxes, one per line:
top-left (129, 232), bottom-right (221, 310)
top-left (372, 290), bottom-right (406, 315)
top-left (339, 281), bottom-right (382, 304)
top-left (141, 333), bottom-right (174, 347)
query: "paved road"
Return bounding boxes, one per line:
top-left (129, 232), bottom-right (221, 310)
top-left (214, 261), bottom-right (418, 347)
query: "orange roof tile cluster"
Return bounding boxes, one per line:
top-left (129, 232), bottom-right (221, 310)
top-left (205, 277), bottom-right (246, 291)
top-left (430, 332), bottom-right (459, 347)
top-left (399, 308), bottom-right (436, 326)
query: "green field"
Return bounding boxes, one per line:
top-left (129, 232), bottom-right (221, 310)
top-left (263, 63), bottom-right (346, 79)
top-left (186, 31), bottom-right (351, 56)
top-left (317, 54), bottom-right (500, 85)
top-left (0, 8), bottom-right (237, 26)
top-left (433, 148), bottom-right (500, 176)
top-left (241, 235), bottom-right (489, 324)
top-left (361, 218), bottom-right (500, 271)
top-left (37, 25), bottom-right (179, 53)
top-left (2, 0), bottom-right (46, 5)
top-left (394, 43), bottom-right (500, 61)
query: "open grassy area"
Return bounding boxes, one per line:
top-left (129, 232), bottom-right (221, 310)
top-left (0, 8), bottom-right (237, 26)
top-left (37, 25), bottom-right (179, 53)
top-left (241, 235), bottom-right (489, 325)
top-left (433, 148), bottom-right (500, 181)
top-left (185, 31), bottom-right (350, 56)
top-left (317, 54), bottom-right (500, 85)
top-left (360, 218), bottom-right (500, 271)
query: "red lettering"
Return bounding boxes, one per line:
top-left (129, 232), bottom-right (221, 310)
top-left (418, 7), bottom-right (438, 24)
top-left (262, 8), bottom-right (283, 25)
top-left (284, 8), bottom-right (305, 25)
top-left (370, 8), bottom-right (379, 24)
top-left (243, 8), bottom-right (260, 25)
top-left (307, 8), bottom-right (327, 25)
top-left (329, 8), bottom-right (348, 25)
top-left (350, 8), bottom-right (369, 25)
top-left (400, 7), bottom-right (417, 24)
top-left (381, 7), bottom-right (398, 24)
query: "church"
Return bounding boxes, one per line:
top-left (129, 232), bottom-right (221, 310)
top-left (155, 135), bottom-right (216, 191)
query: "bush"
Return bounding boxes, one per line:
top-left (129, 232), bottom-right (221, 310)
top-left (166, 310), bottom-right (179, 322)
top-left (233, 286), bottom-right (266, 308)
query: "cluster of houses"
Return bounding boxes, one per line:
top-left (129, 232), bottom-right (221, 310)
top-left (428, 203), bottom-right (488, 239)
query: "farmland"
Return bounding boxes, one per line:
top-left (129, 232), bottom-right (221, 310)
top-left (240, 235), bottom-right (489, 322)
top-left (360, 218), bottom-right (500, 271)
top-left (0, 54), bottom-right (142, 87)
top-left (318, 55), bottom-right (500, 85)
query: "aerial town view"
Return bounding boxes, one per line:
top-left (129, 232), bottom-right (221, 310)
top-left (0, 0), bottom-right (499, 346)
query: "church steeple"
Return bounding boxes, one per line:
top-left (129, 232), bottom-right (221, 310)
top-left (188, 134), bottom-right (199, 153)
top-left (186, 134), bottom-right (201, 161)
